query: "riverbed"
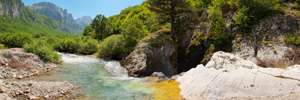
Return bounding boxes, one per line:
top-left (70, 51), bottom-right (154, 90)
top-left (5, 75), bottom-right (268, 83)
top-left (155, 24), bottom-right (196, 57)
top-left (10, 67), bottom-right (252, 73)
top-left (10, 53), bottom-right (155, 99)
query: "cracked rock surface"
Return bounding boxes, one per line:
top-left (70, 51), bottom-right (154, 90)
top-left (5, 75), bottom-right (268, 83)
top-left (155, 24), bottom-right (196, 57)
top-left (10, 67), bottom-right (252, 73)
top-left (177, 51), bottom-right (300, 99)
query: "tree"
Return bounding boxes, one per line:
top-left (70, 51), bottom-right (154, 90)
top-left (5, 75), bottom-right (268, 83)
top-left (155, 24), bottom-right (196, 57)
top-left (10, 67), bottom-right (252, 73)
top-left (91, 14), bottom-right (107, 41)
top-left (148, 0), bottom-right (189, 36)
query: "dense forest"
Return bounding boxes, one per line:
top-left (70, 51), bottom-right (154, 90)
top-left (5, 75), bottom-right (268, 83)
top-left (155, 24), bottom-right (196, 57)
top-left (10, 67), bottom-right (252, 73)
top-left (1, 0), bottom-right (300, 66)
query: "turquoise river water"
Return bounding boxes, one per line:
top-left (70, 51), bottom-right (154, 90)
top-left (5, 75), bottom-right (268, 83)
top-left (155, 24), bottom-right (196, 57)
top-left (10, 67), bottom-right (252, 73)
top-left (14, 53), bottom-right (155, 99)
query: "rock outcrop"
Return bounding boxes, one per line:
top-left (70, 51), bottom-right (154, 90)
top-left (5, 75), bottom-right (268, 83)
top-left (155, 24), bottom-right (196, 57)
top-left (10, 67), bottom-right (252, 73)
top-left (75, 16), bottom-right (92, 28)
top-left (0, 48), bottom-right (58, 79)
top-left (232, 15), bottom-right (298, 61)
top-left (121, 33), bottom-right (177, 77)
top-left (177, 51), bottom-right (300, 99)
top-left (28, 2), bottom-right (82, 30)
top-left (0, 0), bottom-right (23, 17)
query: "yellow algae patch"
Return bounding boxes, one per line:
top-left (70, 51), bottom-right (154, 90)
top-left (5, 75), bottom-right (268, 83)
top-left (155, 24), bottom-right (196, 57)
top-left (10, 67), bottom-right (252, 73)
top-left (149, 79), bottom-right (183, 100)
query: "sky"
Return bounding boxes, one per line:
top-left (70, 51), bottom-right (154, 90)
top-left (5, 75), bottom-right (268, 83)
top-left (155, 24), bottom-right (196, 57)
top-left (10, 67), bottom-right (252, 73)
top-left (23, 0), bottom-right (145, 19)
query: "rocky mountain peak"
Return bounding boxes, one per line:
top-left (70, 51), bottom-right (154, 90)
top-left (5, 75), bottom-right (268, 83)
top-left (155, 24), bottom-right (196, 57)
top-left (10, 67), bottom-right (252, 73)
top-left (75, 16), bottom-right (93, 28)
top-left (28, 2), bottom-right (83, 30)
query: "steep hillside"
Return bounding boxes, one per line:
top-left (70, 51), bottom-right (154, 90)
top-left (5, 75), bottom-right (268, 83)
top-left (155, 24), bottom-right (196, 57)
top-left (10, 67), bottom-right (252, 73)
top-left (0, 0), bottom-right (78, 35)
top-left (28, 2), bottom-right (83, 33)
top-left (75, 16), bottom-right (92, 28)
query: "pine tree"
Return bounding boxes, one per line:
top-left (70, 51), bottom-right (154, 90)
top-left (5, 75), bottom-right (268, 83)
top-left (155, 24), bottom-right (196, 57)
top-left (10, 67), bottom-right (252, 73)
top-left (148, 0), bottom-right (189, 35)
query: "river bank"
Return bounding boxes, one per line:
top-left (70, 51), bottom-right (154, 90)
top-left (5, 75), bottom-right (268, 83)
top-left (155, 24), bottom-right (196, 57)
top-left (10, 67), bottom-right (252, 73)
top-left (0, 48), bottom-right (75, 99)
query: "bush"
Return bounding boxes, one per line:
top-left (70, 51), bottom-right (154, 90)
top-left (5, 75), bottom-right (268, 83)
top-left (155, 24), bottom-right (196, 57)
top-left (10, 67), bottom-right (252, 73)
top-left (24, 40), bottom-right (61, 63)
top-left (233, 7), bottom-right (250, 30)
top-left (0, 33), bottom-right (33, 47)
top-left (56, 38), bottom-right (80, 53)
top-left (98, 35), bottom-right (124, 58)
top-left (78, 39), bottom-right (99, 55)
top-left (0, 44), bottom-right (4, 49)
top-left (285, 34), bottom-right (300, 45)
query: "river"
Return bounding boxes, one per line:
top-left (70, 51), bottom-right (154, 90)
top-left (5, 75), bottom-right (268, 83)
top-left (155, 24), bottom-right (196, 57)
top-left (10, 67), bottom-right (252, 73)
top-left (14, 53), bottom-right (155, 99)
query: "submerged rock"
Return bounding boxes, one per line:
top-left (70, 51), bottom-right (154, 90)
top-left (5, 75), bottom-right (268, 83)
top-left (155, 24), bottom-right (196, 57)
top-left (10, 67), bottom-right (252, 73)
top-left (121, 33), bottom-right (177, 77)
top-left (177, 52), bottom-right (300, 99)
top-left (151, 72), bottom-right (168, 82)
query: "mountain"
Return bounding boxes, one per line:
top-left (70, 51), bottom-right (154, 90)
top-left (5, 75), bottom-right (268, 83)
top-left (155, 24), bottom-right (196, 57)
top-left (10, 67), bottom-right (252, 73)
top-left (28, 2), bottom-right (83, 32)
top-left (0, 0), bottom-right (79, 35)
top-left (75, 16), bottom-right (92, 28)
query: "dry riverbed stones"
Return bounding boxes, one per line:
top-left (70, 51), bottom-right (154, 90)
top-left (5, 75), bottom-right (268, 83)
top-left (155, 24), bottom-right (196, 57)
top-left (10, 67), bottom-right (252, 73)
top-left (0, 81), bottom-right (74, 99)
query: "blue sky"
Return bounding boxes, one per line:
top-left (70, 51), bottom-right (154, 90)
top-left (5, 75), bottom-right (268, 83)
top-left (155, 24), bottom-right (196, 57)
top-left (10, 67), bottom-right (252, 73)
top-left (23, 0), bottom-right (145, 19)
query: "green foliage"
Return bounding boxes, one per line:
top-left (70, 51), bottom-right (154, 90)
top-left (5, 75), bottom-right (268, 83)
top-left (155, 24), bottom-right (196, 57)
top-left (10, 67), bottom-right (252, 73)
top-left (233, 7), bottom-right (250, 30)
top-left (148, 28), bottom-right (174, 48)
top-left (0, 33), bottom-right (33, 47)
top-left (285, 34), bottom-right (300, 45)
top-left (210, 7), bottom-right (230, 46)
top-left (122, 18), bottom-right (149, 51)
top-left (186, 0), bottom-right (212, 8)
top-left (43, 35), bottom-right (99, 55)
top-left (148, 0), bottom-right (189, 35)
top-left (0, 44), bottom-right (4, 49)
top-left (91, 14), bottom-right (108, 41)
top-left (98, 35), bottom-right (124, 58)
top-left (24, 40), bottom-right (61, 63)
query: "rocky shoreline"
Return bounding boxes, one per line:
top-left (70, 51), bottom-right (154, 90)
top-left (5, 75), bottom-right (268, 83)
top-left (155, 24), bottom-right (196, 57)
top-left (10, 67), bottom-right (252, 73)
top-left (0, 48), bottom-right (59, 79)
top-left (0, 48), bottom-right (75, 99)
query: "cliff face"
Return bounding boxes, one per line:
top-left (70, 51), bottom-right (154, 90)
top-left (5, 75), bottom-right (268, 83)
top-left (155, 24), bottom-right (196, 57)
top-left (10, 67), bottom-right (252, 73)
top-left (0, 0), bottom-right (23, 17)
top-left (75, 16), bottom-right (92, 28)
top-left (28, 2), bottom-right (82, 30)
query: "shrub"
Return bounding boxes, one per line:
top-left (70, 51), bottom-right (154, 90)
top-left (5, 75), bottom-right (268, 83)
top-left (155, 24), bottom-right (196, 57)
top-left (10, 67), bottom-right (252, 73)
top-left (0, 33), bottom-right (33, 47)
top-left (210, 7), bottom-right (231, 46)
top-left (98, 35), bottom-right (124, 58)
top-left (233, 7), bottom-right (250, 30)
top-left (56, 38), bottom-right (80, 53)
top-left (24, 40), bottom-right (61, 63)
top-left (285, 34), bottom-right (300, 45)
top-left (0, 44), bottom-right (4, 49)
top-left (78, 39), bottom-right (99, 55)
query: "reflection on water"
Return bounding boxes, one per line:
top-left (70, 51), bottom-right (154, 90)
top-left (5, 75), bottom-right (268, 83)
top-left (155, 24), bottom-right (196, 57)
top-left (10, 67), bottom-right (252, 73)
top-left (16, 53), bottom-right (154, 99)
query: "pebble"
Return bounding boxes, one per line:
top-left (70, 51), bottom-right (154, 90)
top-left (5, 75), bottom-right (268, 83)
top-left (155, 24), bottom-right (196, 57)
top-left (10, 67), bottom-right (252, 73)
top-left (0, 86), bottom-right (6, 93)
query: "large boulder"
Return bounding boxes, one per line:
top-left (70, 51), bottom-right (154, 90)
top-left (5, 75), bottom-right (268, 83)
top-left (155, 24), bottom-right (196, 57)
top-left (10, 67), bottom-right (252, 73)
top-left (177, 52), bottom-right (300, 99)
top-left (121, 33), bottom-right (177, 77)
top-left (205, 51), bottom-right (259, 70)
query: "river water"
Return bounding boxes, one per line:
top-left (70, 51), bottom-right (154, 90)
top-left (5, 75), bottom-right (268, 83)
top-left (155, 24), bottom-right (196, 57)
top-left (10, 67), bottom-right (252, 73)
top-left (21, 53), bottom-right (155, 99)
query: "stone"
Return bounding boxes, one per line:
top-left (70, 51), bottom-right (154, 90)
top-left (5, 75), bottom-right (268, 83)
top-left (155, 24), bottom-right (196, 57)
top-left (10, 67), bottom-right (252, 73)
top-left (205, 51), bottom-right (258, 70)
top-left (29, 95), bottom-right (39, 100)
top-left (16, 75), bottom-right (23, 79)
top-left (177, 52), bottom-right (300, 99)
top-left (121, 34), bottom-right (177, 77)
top-left (44, 95), bottom-right (50, 99)
top-left (151, 72), bottom-right (168, 82)
top-left (0, 86), bottom-right (6, 93)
